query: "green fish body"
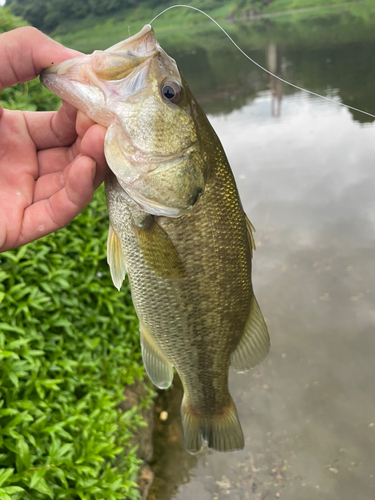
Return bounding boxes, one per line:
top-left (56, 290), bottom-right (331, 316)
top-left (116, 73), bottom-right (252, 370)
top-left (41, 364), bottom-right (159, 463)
top-left (41, 25), bottom-right (270, 454)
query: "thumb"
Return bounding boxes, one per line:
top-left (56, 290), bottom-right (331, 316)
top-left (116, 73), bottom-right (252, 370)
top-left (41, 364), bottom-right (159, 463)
top-left (0, 27), bottom-right (82, 91)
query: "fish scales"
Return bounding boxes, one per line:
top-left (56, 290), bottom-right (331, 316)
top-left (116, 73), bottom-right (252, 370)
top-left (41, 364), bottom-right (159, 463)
top-left (106, 139), bottom-right (251, 411)
top-left (40, 24), bottom-right (270, 454)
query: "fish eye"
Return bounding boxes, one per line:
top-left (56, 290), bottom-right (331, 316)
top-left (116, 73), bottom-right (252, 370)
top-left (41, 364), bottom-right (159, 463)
top-left (161, 81), bottom-right (182, 104)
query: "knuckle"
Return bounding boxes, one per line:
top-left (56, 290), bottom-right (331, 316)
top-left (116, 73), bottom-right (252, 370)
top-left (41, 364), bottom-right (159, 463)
top-left (17, 26), bottom-right (42, 38)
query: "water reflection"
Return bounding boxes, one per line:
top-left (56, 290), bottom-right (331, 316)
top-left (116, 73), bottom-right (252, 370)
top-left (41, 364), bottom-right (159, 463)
top-left (147, 377), bottom-right (197, 500)
top-left (148, 84), bottom-right (375, 500)
top-left (165, 38), bottom-right (375, 124)
top-left (267, 44), bottom-right (282, 118)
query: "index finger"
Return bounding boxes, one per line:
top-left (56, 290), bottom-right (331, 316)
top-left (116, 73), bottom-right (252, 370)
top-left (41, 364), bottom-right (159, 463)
top-left (0, 27), bottom-right (82, 91)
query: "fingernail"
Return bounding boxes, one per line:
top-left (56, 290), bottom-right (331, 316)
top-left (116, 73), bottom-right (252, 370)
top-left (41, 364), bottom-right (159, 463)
top-left (91, 161), bottom-right (97, 181)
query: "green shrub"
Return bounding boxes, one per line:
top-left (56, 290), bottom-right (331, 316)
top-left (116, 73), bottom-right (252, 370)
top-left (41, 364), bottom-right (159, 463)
top-left (0, 6), bottom-right (26, 33)
top-left (0, 79), bottom-right (61, 112)
top-left (0, 189), bottom-right (151, 500)
top-left (0, 8), bottom-right (152, 499)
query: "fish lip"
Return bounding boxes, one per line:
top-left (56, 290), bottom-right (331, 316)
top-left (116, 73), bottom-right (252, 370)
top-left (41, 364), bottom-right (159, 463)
top-left (40, 24), bottom-right (158, 80)
top-left (120, 24), bottom-right (155, 50)
top-left (40, 25), bottom-right (160, 93)
top-left (41, 55), bottom-right (89, 77)
top-left (105, 24), bottom-right (159, 57)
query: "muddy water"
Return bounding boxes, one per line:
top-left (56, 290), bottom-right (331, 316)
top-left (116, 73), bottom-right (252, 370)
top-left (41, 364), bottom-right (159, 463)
top-left (147, 18), bottom-right (375, 500)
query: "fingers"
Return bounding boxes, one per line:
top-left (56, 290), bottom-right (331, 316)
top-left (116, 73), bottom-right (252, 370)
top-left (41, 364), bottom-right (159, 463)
top-left (0, 27), bottom-right (82, 90)
top-left (33, 167), bottom-right (70, 203)
top-left (17, 124), bottom-right (108, 249)
top-left (24, 103), bottom-right (78, 150)
top-left (80, 123), bottom-right (108, 178)
top-left (34, 124), bottom-right (108, 202)
top-left (36, 121), bottom-right (107, 177)
top-left (37, 145), bottom-right (77, 177)
top-left (76, 110), bottom-right (97, 138)
top-left (18, 156), bottom-right (96, 247)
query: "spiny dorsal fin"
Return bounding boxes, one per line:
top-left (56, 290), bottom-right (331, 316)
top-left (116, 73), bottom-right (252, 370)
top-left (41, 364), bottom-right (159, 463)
top-left (230, 295), bottom-right (270, 373)
top-left (107, 224), bottom-right (127, 291)
top-left (245, 214), bottom-right (256, 258)
top-left (140, 324), bottom-right (173, 389)
top-left (132, 215), bottom-right (185, 279)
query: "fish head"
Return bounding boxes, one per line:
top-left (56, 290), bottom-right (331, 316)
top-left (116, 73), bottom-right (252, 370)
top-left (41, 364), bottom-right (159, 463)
top-left (41, 25), bottom-right (211, 217)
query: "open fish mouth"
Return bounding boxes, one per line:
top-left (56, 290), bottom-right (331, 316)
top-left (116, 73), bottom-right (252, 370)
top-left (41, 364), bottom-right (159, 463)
top-left (40, 25), bottom-right (161, 125)
top-left (42, 24), bottom-right (158, 79)
top-left (41, 25), bottom-right (208, 217)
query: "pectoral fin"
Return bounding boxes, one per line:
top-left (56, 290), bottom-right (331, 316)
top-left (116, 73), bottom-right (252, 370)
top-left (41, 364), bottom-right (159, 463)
top-left (245, 214), bottom-right (256, 257)
top-left (107, 224), bottom-right (127, 291)
top-left (132, 215), bottom-right (185, 279)
top-left (230, 295), bottom-right (270, 372)
top-left (140, 324), bottom-right (173, 389)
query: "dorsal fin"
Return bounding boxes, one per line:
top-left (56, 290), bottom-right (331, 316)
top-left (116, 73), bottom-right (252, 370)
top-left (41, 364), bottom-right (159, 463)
top-left (245, 214), bottom-right (256, 258)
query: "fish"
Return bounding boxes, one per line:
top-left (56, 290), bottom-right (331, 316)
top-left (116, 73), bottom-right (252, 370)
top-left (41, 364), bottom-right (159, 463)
top-left (40, 25), bottom-right (270, 454)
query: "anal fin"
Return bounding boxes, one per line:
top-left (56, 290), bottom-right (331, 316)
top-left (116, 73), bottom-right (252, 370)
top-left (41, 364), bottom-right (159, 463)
top-left (230, 295), bottom-right (270, 373)
top-left (107, 224), bottom-right (127, 291)
top-left (140, 324), bottom-right (173, 389)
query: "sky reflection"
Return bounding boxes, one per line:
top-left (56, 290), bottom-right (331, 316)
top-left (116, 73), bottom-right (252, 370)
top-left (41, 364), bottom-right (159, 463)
top-left (170, 91), bottom-right (375, 500)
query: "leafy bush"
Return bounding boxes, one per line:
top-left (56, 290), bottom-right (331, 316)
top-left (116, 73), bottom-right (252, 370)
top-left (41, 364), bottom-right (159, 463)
top-left (0, 80), bottom-right (61, 112)
top-left (0, 7), bottom-right (152, 499)
top-left (0, 190), bottom-right (152, 500)
top-left (0, 5), bottom-right (26, 33)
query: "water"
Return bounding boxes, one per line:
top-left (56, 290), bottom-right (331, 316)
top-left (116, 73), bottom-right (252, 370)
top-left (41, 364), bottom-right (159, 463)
top-left (146, 12), bottom-right (375, 500)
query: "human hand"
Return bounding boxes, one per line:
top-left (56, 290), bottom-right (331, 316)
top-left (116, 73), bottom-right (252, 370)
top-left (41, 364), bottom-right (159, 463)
top-left (0, 27), bottom-right (109, 252)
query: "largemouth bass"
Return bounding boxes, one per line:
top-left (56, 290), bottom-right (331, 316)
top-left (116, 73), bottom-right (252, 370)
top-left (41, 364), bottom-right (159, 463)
top-left (41, 25), bottom-right (270, 454)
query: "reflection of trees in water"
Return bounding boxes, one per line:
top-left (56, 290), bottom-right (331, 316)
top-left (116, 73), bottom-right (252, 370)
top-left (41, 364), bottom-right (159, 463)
top-left (285, 40), bottom-right (375, 124)
top-left (267, 43), bottom-right (282, 117)
top-left (147, 375), bottom-right (198, 500)
top-left (166, 36), bottom-right (374, 124)
top-left (145, 25), bottom-right (375, 498)
top-left (166, 45), bottom-right (269, 115)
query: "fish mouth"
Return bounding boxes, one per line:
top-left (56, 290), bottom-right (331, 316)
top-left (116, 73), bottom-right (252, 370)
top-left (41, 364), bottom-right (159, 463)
top-left (40, 25), bottom-right (161, 115)
top-left (105, 24), bottom-right (158, 56)
top-left (42, 24), bottom-right (158, 77)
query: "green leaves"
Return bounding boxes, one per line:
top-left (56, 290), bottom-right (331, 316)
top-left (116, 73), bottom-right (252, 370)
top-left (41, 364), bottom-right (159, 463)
top-left (0, 18), bottom-right (153, 496)
top-left (17, 438), bottom-right (31, 469)
top-left (0, 187), bottom-right (153, 499)
top-left (0, 469), bottom-right (14, 488)
top-left (0, 79), bottom-right (61, 113)
top-left (0, 6), bottom-right (26, 34)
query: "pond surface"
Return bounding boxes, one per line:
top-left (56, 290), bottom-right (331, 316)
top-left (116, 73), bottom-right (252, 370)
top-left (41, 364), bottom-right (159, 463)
top-left (145, 11), bottom-right (375, 500)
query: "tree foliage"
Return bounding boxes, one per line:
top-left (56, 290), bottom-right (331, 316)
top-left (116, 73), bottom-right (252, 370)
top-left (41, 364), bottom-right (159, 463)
top-left (5, 0), bottom-right (140, 31)
top-left (0, 4), bottom-right (26, 33)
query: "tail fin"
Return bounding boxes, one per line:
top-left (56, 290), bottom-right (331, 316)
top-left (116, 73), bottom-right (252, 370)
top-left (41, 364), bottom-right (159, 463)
top-left (181, 396), bottom-right (244, 454)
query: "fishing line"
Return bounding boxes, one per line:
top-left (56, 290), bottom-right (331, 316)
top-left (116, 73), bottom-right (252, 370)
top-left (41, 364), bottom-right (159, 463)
top-left (150, 4), bottom-right (375, 120)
